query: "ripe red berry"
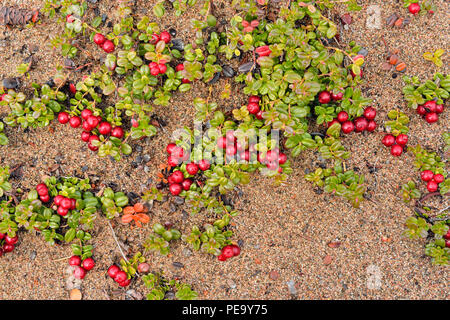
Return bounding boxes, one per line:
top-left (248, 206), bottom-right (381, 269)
top-left (169, 183), bottom-right (182, 196)
top-left (396, 134), bottom-right (408, 146)
top-left (318, 91), bottom-right (331, 104)
top-left (119, 278), bottom-right (131, 287)
top-left (226, 145), bottom-right (237, 156)
top-left (82, 121), bottom-right (93, 132)
top-left (54, 195), bottom-right (64, 206)
top-left (66, 14), bottom-right (75, 23)
top-left (58, 112), bottom-right (70, 124)
top-left (230, 245), bottom-right (241, 256)
top-left (171, 171), bottom-right (184, 183)
top-left (331, 92), bottom-right (343, 101)
top-left (69, 116), bottom-right (81, 128)
top-left (255, 110), bottom-right (263, 120)
top-left (435, 104), bottom-right (444, 114)
top-left (60, 198), bottom-right (72, 210)
top-left (73, 266), bottom-right (86, 280)
top-left (217, 136), bottom-right (227, 149)
top-left (69, 256), bottom-right (82, 266)
top-left (425, 112), bottom-right (439, 123)
top-left (247, 102), bottom-right (260, 114)
top-left (198, 159), bottom-right (210, 171)
top-left (337, 111), bottom-right (349, 123)
top-left (424, 100), bottom-right (437, 112)
top-left (3, 244), bottom-right (14, 253)
top-left (160, 31), bottom-right (171, 44)
top-left (218, 254), bottom-right (227, 261)
top-left (222, 246), bottom-right (234, 259)
top-left (363, 107), bottom-right (377, 120)
top-left (186, 163), bottom-right (199, 175)
top-left (382, 134), bottom-right (395, 147)
top-left (57, 206), bottom-right (69, 216)
top-left (69, 83), bottom-right (77, 95)
top-left (93, 33), bottom-right (106, 46)
top-left (40, 194), bottom-right (50, 203)
top-left (114, 271), bottom-right (127, 283)
top-left (70, 198), bottom-right (77, 210)
top-left (265, 150), bottom-right (278, 163)
top-left (408, 3), bottom-right (421, 15)
top-left (240, 150), bottom-right (250, 162)
top-left (102, 40), bottom-right (115, 53)
top-left (226, 130), bottom-right (236, 142)
top-left (390, 144), bottom-right (403, 157)
top-left (80, 131), bottom-right (90, 142)
top-left (327, 119), bottom-right (339, 128)
top-left (5, 235), bottom-right (18, 245)
top-left (354, 117), bottom-right (368, 132)
top-left (158, 64), bottom-right (167, 74)
top-left (181, 179), bottom-right (193, 191)
top-left (248, 95), bottom-right (260, 104)
top-left (82, 258), bottom-right (95, 271)
top-left (416, 105), bottom-right (426, 115)
top-left (168, 156), bottom-right (180, 167)
top-left (171, 146), bottom-right (185, 159)
top-left (36, 183), bottom-right (48, 196)
top-left (278, 152), bottom-right (287, 165)
top-left (433, 174), bottom-right (444, 184)
top-left (366, 120), bottom-right (377, 132)
top-left (86, 115), bottom-right (99, 129)
top-left (427, 180), bottom-right (438, 192)
top-left (341, 121), bottom-right (354, 134)
top-left (182, 78), bottom-right (191, 84)
top-left (98, 122), bottom-right (112, 135)
top-left (111, 127), bottom-right (124, 139)
top-left (175, 64), bottom-right (184, 72)
top-left (108, 265), bottom-right (120, 278)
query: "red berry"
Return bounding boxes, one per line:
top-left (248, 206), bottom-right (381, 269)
top-left (158, 64), bottom-right (167, 74)
top-left (186, 163), bottom-right (199, 175)
top-left (114, 271), bottom-right (127, 283)
top-left (137, 263), bottom-right (150, 274)
top-left (226, 145), bottom-right (237, 156)
top-left (96, 122), bottom-right (111, 135)
top-left (255, 110), bottom-right (263, 120)
top-left (5, 235), bottom-right (18, 245)
top-left (82, 258), bottom-right (95, 271)
top-left (69, 256), bottom-right (81, 266)
top-left (86, 115), bottom-right (99, 129)
top-left (247, 102), bottom-right (260, 114)
top-left (166, 143), bottom-right (176, 154)
top-left (337, 111), bottom-right (349, 123)
top-left (327, 119), bottom-right (339, 128)
top-left (230, 245), bottom-right (241, 256)
top-left (57, 206), bottom-right (68, 216)
top-left (107, 265), bottom-right (120, 278)
top-left (433, 174), bottom-right (444, 184)
top-left (80, 131), bottom-right (90, 142)
top-left (278, 152), bottom-right (287, 165)
top-left (69, 83), bottom-right (77, 95)
top-left (354, 117), bottom-right (368, 132)
top-left (426, 180), bottom-right (438, 192)
top-left (416, 105), bottom-right (426, 115)
top-left (444, 230), bottom-right (450, 240)
top-left (341, 121), bottom-right (354, 134)
top-left (424, 100), bottom-right (437, 112)
top-left (119, 278), bottom-right (131, 287)
top-left (408, 3), bottom-right (421, 15)
top-left (318, 91), bottom-right (331, 104)
top-left (171, 146), bottom-right (185, 159)
top-left (169, 184), bottom-right (182, 196)
top-left (382, 134), bottom-right (395, 147)
top-left (66, 14), bottom-right (75, 23)
top-left (168, 156), bottom-right (180, 167)
top-left (226, 130), bottom-right (236, 142)
top-left (3, 244), bottom-right (14, 253)
top-left (181, 179), bottom-right (193, 191)
top-left (366, 120), bottom-right (377, 132)
top-left (265, 150), bottom-right (278, 163)
top-left (222, 246), bottom-right (234, 259)
top-left (0, 233), bottom-right (4, 240)
top-left (36, 183), bottom-right (48, 196)
top-left (54, 195), bottom-right (64, 206)
top-left (182, 78), bottom-right (191, 84)
top-left (390, 144), bottom-right (403, 157)
top-left (218, 254), bottom-right (227, 261)
top-left (69, 116), bottom-right (81, 128)
top-left (248, 96), bottom-right (260, 104)
top-left (425, 112), bottom-right (438, 123)
top-left (198, 159), bottom-right (211, 171)
top-left (266, 161), bottom-right (279, 171)
top-left (240, 150), bottom-right (250, 162)
top-left (363, 107), bottom-right (377, 120)
top-left (175, 64), bottom-right (184, 72)
top-left (102, 40), bottom-right (115, 53)
top-left (435, 104), bottom-right (444, 114)
top-left (40, 194), bottom-right (50, 203)
top-left (82, 121), bottom-right (93, 132)
top-left (93, 33), bottom-right (106, 45)
top-left (80, 109), bottom-right (92, 120)
top-left (160, 31), bottom-right (171, 44)
top-left (396, 134), bottom-right (408, 146)
top-left (73, 266), bottom-right (86, 280)
top-left (70, 198), bottom-right (77, 210)
top-left (60, 198), bottom-right (72, 210)
top-left (331, 92), bottom-right (343, 101)
top-left (58, 112), bottom-right (70, 124)
top-left (111, 127), bottom-right (124, 139)
top-left (169, 171), bottom-right (183, 184)
top-left (217, 136), bottom-right (227, 149)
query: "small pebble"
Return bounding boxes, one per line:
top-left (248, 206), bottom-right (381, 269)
top-left (286, 280), bottom-right (297, 295)
top-left (269, 270), bottom-right (279, 280)
top-left (172, 262), bottom-right (184, 269)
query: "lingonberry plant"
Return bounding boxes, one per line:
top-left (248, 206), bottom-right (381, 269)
top-left (381, 109), bottom-right (410, 157)
top-left (142, 272), bottom-right (198, 300)
top-left (144, 223), bottom-right (182, 256)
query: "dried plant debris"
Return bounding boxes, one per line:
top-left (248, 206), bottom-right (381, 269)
top-left (0, 7), bottom-right (39, 26)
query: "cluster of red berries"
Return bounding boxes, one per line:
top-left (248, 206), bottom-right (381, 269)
top-left (69, 255), bottom-right (95, 279)
top-left (107, 264), bottom-right (130, 287)
top-left (93, 33), bottom-right (115, 53)
top-left (149, 61), bottom-right (167, 76)
top-left (420, 170), bottom-right (445, 193)
top-left (444, 229), bottom-right (450, 248)
top-left (328, 107), bottom-right (377, 135)
top-left (242, 19), bottom-right (259, 33)
top-left (0, 233), bottom-right (18, 257)
top-left (150, 30), bottom-right (172, 45)
top-left (175, 64), bottom-right (191, 84)
top-left (255, 45), bottom-right (271, 57)
top-left (408, 3), bottom-right (421, 15)
top-left (246, 95), bottom-right (263, 119)
top-left (416, 100), bottom-right (445, 124)
top-left (36, 183), bottom-right (78, 216)
top-left (381, 133), bottom-right (408, 157)
top-left (218, 244), bottom-right (240, 261)
top-left (57, 109), bottom-right (124, 151)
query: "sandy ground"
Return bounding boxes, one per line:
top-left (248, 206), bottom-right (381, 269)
top-left (0, 0), bottom-right (448, 300)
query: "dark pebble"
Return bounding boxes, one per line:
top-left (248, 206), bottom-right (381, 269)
top-left (358, 48), bottom-right (369, 57)
top-left (392, 73), bottom-right (397, 79)
top-left (81, 165), bottom-right (89, 172)
top-left (165, 291), bottom-right (175, 300)
top-left (169, 203), bottom-right (177, 213)
top-left (46, 78), bottom-right (55, 88)
top-left (131, 161), bottom-right (138, 168)
top-left (135, 155), bottom-right (143, 164)
top-left (173, 196), bottom-right (185, 205)
top-left (172, 262), bottom-right (184, 268)
top-left (222, 65), bottom-right (235, 78)
top-left (171, 39), bottom-right (184, 51)
top-left (135, 145), bottom-right (143, 153)
top-left (169, 28), bottom-right (177, 37)
top-left (142, 154), bottom-right (151, 163)
top-left (2, 77), bottom-right (20, 89)
top-left (238, 239), bottom-right (244, 247)
top-left (102, 14), bottom-right (108, 23)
